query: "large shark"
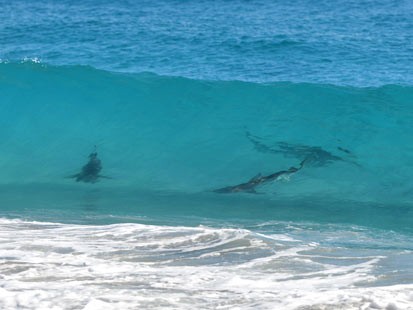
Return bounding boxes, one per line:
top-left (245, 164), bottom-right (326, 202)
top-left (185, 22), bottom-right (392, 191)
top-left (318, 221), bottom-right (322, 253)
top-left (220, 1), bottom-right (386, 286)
top-left (245, 131), bottom-right (359, 167)
top-left (67, 147), bottom-right (111, 183)
top-left (213, 158), bottom-right (307, 194)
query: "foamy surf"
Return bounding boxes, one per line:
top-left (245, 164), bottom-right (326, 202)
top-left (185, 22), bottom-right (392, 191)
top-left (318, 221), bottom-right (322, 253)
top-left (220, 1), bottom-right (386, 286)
top-left (1, 218), bottom-right (411, 310)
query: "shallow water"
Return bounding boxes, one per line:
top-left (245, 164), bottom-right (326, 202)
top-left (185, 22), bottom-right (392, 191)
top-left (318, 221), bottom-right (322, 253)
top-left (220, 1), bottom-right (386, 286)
top-left (1, 218), bottom-right (412, 310)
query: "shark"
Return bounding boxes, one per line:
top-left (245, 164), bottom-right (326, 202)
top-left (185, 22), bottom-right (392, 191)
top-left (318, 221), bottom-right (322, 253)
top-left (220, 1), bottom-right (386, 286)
top-left (245, 131), bottom-right (359, 167)
top-left (213, 158), bottom-right (307, 194)
top-left (67, 147), bottom-right (111, 183)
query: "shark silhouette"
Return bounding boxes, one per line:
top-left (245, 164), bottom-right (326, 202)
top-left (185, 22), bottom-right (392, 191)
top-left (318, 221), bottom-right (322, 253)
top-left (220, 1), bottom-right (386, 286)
top-left (245, 131), bottom-right (359, 167)
top-left (213, 159), bottom-right (307, 194)
top-left (67, 147), bottom-right (111, 183)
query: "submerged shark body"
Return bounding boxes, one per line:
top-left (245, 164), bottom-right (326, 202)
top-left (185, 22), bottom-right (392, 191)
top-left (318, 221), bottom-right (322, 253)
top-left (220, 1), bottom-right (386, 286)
top-left (68, 150), bottom-right (111, 183)
top-left (213, 159), bottom-right (306, 194)
top-left (245, 131), bottom-right (358, 167)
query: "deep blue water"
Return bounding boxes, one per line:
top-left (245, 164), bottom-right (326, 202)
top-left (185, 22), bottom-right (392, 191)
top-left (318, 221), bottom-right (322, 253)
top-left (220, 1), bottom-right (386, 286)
top-left (0, 1), bottom-right (413, 309)
top-left (1, 0), bottom-right (413, 85)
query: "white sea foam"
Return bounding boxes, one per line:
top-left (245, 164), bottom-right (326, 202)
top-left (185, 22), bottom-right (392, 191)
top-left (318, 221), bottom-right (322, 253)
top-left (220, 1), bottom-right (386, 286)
top-left (21, 57), bottom-right (41, 64)
top-left (0, 218), bottom-right (412, 310)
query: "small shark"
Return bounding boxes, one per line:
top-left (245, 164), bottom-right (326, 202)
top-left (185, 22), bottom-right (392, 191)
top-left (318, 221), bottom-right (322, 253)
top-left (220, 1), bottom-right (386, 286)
top-left (67, 147), bottom-right (111, 183)
top-left (213, 159), bottom-right (306, 194)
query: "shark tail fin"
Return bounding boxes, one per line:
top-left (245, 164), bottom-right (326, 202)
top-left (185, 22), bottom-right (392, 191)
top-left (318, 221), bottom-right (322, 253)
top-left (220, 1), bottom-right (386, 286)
top-left (299, 157), bottom-right (311, 169)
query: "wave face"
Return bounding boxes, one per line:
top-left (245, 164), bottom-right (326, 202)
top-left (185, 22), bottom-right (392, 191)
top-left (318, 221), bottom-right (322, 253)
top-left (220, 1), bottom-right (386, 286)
top-left (1, 0), bottom-right (413, 85)
top-left (0, 62), bottom-right (413, 233)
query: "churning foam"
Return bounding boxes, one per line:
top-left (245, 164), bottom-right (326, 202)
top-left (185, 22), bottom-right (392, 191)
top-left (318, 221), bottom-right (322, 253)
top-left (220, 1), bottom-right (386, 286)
top-left (0, 218), bottom-right (412, 309)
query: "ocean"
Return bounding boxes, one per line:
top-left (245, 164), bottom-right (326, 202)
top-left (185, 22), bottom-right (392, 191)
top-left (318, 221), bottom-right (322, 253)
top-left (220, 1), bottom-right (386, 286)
top-left (1, 0), bottom-right (413, 309)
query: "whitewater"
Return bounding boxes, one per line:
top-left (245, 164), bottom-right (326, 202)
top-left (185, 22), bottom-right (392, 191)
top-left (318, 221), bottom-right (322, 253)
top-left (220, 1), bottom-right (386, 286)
top-left (1, 0), bottom-right (413, 309)
top-left (1, 218), bottom-right (412, 309)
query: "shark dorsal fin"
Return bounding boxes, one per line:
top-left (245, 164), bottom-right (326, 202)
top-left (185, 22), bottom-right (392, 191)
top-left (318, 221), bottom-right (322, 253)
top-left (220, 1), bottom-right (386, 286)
top-left (249, 173), bottom-right (262, 182)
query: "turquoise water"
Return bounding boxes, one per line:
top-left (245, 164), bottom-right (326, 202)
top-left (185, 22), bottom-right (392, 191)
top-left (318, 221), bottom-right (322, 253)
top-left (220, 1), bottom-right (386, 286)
top-left (1, 62), bottom-right (413, 232)
top-left (1, 1), bottom-right (413, 309)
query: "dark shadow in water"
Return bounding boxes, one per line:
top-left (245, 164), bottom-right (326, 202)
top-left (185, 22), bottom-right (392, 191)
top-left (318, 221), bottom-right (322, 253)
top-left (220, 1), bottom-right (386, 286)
top-left (245, 131), bottom-right (360, 167)
top-left (213, 158), bottom-right (306, 194)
